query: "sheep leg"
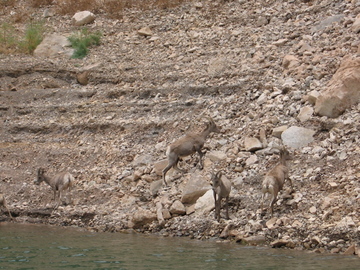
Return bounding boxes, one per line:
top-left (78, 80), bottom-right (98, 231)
top-left (213, 190), bottom-right (218, 220)
top-left (287, 177), bottom-right (294, 192)
top-left (3, 200), bottom-right (12, 218)
top-left (196, 149), bottom-right (205, 169)
top-left (225, 196), bottom-right (230, 220)
top-left (269, 193), bottom-right (278, 217)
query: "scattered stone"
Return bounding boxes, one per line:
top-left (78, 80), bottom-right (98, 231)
top-left (272, 125), bottom-right (288, 139)
top-left (297, 106), bottom-right (313, 122)
top-left (138, 26), bottom-right (153, 36)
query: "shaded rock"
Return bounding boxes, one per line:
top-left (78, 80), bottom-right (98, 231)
top-left (150, 180), bottom-right (163, 197)
top-left (153, 159), bottom-right (168, 176)
top-left (242, 235), bottom-right (266, 246)
top-left (270, 239), bottom-right (292, 248)
top-left (72, 11), bottom-right (96, 26)
top-left (281, 126), bottom-right (315, 149)
top-left (315, 56), bottom-right (360, 118)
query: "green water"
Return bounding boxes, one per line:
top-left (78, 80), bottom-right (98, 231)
top-left (0, 223), bottom-right (359, 269)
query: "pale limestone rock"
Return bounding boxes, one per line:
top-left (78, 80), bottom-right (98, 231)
top-left (352, 14), bottom-right (360, 33)
top-left (170, 200), bottom-right (186, 215)
top-left (297, 106), bottom-right (313, 122)
top-left (153, 159), bottom-right (168, 176)
top-left (282, 55), bottom-right (300, 69)
top-left (245, 154), bottom-right (258, 166)
top-left (207, 150), bottom-right (227, 162)
top-left (306, 90), bottom-right (320, 105)
top-left (138, 26), bottom-right (153, 36)
top-left (72, 11), bottom-right (95, 26)
top-left (194, 189), bottom-right (214, 215)
top-left (272, 125), bottom-right (288, 139)
top-left (244, 137), bottom-right (262, 152)
top-left (34, 34), bottom-right (73, 58)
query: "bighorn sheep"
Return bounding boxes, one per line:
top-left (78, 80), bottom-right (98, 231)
top-left (34, 168), bottom-right (74, 208)
top-left (211, 171), bottom-right (231, 221)
top-left (0, 193), bottom-right (12, 218)
top-left (260, 147), bottom-right (293, 217)
top-left (162, 117), bottom-right (220, 186)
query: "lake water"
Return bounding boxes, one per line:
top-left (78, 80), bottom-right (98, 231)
top-left (0, 223), bottom-right (359, 269)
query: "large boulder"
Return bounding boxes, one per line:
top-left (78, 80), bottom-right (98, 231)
top-left (34, 34), bottom-right (74, 58)
top-left (281, 126), bottom-right (315, 149)
top-left (181, 172), bottom-right (211, 204)
top-left (315, 56), bottom-right (360, 118)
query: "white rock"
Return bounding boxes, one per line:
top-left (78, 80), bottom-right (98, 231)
top-left (72, 11), bottom-right (95, 26)
top-left (281, 126), bottom-right (316, 149)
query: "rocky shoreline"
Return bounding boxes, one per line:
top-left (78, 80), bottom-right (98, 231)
top-left (0, 0), bottom-right (359, 257)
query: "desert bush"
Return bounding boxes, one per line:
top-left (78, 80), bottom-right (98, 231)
top-left (29, 0), bottom-right (53, 8)
top-left (0, 22), bottom-right (19, 53)
top-left (0, 0), bottom-right (15, 8)
top-left (20, 21), bottom-right (45, 54)
top-left (56, 0), bottom-right (98, 15)
top-left (68, 28), bottom-right (101, 59)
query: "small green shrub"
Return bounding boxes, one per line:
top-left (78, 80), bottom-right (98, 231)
top-left (18, 21), bottom-right (45, 54)
top-left (0, 22), bottom-right (18, 53)
top-left (68, 28), bottom-right (101, 59)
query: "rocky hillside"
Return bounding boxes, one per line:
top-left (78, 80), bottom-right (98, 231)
top-left (0, 0), bottom-right (359, 256)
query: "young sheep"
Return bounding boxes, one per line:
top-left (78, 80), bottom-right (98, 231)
top-left (162, 117), bottom-right (220, 186)
top-left (34, 168), bottom-right (74, 209)
top-left (0, 193), bottom-right (12, 218)
top-left (260, 147), bottom-right (293, 217)
top-left (211, 171), bottom-right (231, 222)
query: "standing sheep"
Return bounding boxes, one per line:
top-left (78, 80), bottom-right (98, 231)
top-left (260, 147), bottom-right (293, 216)
top-left (34, 168), bottom-right (74, 209)
top-left (211, 171), bottom-right (231, 221)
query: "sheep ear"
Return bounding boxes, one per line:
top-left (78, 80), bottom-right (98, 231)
top-left (216, 171), bottom-right (222, 178)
